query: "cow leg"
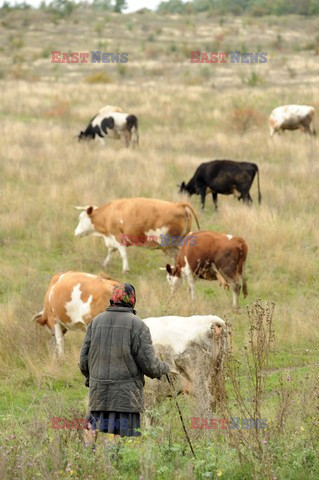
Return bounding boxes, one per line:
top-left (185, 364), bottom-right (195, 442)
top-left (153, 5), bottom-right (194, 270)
top-left (117, 245), bottom-right (129, 273)
top-left (54, 323), bottom-right (65, 357)
top-left (242, 192), bottom-right (253, 205)
top-left (231, 284), bottom-right (240, 309)
top-left (212, 192), bottom-right (218, 211)
top-left (199, 187), bottom-right (206, 210)
top-left (124, 131), bottom-right (130, 147)
top-left (103, 247), bottom-right (116, 267)
top-left (304, 124), bottom-right (314, 136)
top-left (181, 258), bottom-right (195, 300)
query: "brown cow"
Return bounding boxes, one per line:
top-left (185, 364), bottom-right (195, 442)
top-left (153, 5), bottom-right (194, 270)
top-left (33, 271), bottom-right (120, 356)
top-left (74, 198), bottom-right (200, 273)
top-left (165, 231), bottom-right (248, 308)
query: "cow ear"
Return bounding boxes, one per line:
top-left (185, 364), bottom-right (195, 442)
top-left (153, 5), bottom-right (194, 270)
top-left (166, 264), bottom-right (172, 275)
top-left (181, 182), bottom-right (185, 188)
top-left (86, 206), bottom-right (93, 215)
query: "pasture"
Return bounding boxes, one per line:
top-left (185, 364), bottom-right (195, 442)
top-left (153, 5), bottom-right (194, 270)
top-left (0, 6), bottom-right (319, 480)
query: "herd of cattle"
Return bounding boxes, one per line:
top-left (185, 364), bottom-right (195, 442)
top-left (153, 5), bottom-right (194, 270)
top-left (33, 102), bottom-right (316, 397)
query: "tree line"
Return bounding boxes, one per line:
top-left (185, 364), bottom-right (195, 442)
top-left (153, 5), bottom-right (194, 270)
top-left (2, 0), bottom-right (319, 16)
top-left (157, 0), bottom-right (319, 16)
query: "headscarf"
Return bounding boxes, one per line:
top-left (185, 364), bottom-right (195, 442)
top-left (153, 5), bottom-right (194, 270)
top-left (110, 283), bottom-right (136, 313)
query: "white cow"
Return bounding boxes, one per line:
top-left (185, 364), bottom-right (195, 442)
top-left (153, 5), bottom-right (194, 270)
top-left (269, 105), bottom-right (316, 137)
top-left (143, 315), bottom-right (228, 411)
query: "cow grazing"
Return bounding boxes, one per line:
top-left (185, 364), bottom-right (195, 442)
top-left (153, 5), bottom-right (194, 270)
top-left (179, 160), bottom-right (261, 211)
top-left (165, 231), bottom-right (248, 308)
top-left (269, 105), bottom-right (316, 137)
top-left (98, 105), bottom-right (123, 114)
top-left (33, 271), bottom-right (120, 356)
top-left (74, 198), bottom-right (200, 273)
top-left (143, 315), bottom-right (228, 410)
top-left (78, 111), bottom-right (139, 147)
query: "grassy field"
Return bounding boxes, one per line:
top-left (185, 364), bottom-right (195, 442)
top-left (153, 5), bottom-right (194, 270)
top-left (0, 6), bottom-right (319, 480)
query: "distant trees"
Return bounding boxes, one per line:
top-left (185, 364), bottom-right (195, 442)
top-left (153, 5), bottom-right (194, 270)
top-left (91, 0), bottom-right (113, 10)
top-left (157, 0), bottom-right (186, 14)
top-left (114, 0), bottom-right (127, 13)
top-left (157, 0), bottom-right (319, 16)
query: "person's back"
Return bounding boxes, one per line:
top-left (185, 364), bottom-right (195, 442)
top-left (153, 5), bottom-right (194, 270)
top-left (80, 283), bottom-right (169, 439)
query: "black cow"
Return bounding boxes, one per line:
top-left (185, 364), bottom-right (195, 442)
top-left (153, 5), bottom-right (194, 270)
top-left (179, 160), bottom-right (261, 210)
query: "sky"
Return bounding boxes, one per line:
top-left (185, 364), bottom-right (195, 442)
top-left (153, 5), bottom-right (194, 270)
top-left (0, 0), bottom-right (164, 12)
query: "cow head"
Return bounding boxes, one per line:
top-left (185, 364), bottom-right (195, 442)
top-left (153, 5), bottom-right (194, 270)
top-left (78, 131), bottom-right (88, 141)
top-left (179, 181), bottom-right (195, 196)
top-left (74, 206), bottom-right (95, 237)
top-left (166, 264), bottom-right (180, 292)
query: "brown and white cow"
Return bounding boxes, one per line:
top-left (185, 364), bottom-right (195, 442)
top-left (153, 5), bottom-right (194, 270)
top-left (165, 231), bottom-right (248, 308)
top-left (33, 271), bottom-right (120, 356)
top-left (269, 105), bottom-right (316, 137)
top-left (98, 105), bottom-right (123, 114)
top-left (74, 198), bottom-right (200, 273)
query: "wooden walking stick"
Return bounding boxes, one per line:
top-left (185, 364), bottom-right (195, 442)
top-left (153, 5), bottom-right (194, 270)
top-left (160, 355), bottom-right (196, 459)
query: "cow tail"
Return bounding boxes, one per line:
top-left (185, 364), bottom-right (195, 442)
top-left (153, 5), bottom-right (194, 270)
top-left (238, 239), bottom-right (248, 297)
top-left (180, 203), bottom-right (200, 230)
top-left (312, 108), bottom-right (317, 136)
top-left (33, 310), bottom-right (47, 326)
top-left (256, 166), bottom-right (262, 204)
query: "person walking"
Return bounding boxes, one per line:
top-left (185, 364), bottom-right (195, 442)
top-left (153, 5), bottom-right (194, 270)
top-left (79, 283), bottom-right (169, 445)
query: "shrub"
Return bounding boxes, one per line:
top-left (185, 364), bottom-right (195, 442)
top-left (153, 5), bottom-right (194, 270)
top-left (44, 100), bottom-right (71, 119)
top-left (228, 105), bottom-right (265, 134)
top-left (84, 72), bottom-right (113, 84)
top-left (241, 70), bottom-right (265, 87)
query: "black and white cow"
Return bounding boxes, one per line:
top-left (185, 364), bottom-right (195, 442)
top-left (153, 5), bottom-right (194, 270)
top-left (78, 111), bottom-right (139, 147)
top-left (179, 160), bottom-right (261, 210)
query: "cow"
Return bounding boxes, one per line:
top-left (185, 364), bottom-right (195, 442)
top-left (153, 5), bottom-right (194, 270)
top-left (33, 271), bottom-right (120, 356)
top-left (78, 111), bottom-right (139, 147)
top-left (143, 315), bottom-right (228, 412)
top-left (269, 105), bottom-right (316, 137)
top-left (74, 197), bottom-right (200, 273)
top-left (179, 160), bottom-right (261, 211)
top-left (98, 105), bottom-right (123, 114)
top-left (165, 231), bottom-right (248, 308)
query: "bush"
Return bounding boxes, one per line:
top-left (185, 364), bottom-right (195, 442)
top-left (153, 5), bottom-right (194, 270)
top-left (241, 70), bottom-right (265, 87)
top-left (228, 105), bottom-right (265, 134)
top-left (84, 72), bottom-right (113, 84)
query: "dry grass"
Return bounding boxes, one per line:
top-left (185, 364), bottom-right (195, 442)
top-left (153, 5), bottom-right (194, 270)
top-left (0, 9), bottom-right (319, 478)
top-left (1, 78), bottom-right (319, 363)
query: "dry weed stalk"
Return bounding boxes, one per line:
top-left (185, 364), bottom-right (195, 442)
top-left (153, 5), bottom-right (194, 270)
top-left (220, 300), bottom-right (276, 479)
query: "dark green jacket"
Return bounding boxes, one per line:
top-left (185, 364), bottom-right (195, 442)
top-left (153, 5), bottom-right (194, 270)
top-left (79, 306), bottom-right (169, 413)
